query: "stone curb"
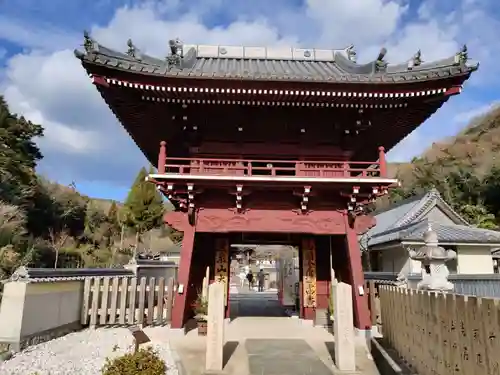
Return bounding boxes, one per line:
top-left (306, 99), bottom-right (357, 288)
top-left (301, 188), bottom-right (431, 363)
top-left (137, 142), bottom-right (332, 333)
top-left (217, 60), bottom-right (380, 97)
top-left (168, 340), bottom-right (186, 375)
top-left (370, 338), bottom-right (416, 375)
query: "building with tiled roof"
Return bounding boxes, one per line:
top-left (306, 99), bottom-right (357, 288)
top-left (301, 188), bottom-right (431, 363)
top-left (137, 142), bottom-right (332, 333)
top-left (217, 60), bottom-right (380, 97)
top-left (361, 189), bottom-right (499, 276)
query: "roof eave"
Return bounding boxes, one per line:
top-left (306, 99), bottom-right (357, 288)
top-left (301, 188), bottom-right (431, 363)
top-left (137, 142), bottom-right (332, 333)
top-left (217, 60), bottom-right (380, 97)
top-left (77, 51), bottom-right (476, 87)
top-left (402, 240), bottom-right (500, 247)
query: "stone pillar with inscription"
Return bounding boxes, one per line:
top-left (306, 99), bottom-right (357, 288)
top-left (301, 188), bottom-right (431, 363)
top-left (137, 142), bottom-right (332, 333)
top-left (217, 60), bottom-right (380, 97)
top-left (301, 238), bottom-right (317, 321)
top-left (214, 238), bottom-right (229, 310)
top-left (205, 282), bottom-right (225, 373)
top-left (333, 282), bottom-right (356, 372)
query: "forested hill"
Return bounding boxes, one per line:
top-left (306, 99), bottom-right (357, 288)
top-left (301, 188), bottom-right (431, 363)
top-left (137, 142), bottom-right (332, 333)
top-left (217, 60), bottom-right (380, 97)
top-left (384, 104), bottom-right (500, 229)
top-left (0, 95), bottom-right (180, 281)
top-left (3, 91), bottom-right (500, 280)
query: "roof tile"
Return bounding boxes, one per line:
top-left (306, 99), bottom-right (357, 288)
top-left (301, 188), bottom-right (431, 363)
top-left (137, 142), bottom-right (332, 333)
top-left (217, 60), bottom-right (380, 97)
top-left (75, 40), bottom-right (478, 84)
top-left (362, 189), bottom-right (492, 247)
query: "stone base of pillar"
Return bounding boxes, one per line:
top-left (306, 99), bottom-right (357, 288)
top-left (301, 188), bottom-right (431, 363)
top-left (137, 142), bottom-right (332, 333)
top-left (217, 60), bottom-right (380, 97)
top-left (353, 326), bottom-right (382, 339)
top-left (299, 318), bottom-right (314, 327)
top-left (167, 328), bottom-right (185, 336)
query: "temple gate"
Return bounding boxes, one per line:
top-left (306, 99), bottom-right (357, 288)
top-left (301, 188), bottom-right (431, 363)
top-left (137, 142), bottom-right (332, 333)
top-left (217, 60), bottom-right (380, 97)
top-left (76, 34), bottom-right (477, 333)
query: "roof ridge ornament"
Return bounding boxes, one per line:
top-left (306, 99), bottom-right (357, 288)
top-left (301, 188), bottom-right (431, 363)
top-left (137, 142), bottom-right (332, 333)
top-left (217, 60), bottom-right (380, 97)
top-left (167, 38), bottom-right (184, 68)
top-left (82, 30), bottom-right (98, 54)
top-left (126, 39), bottom-right (142, 60)
top-left (346, 45), bottom-right (357, 63)
top-left (375, 47), bottom-right (388, 73)
top-left (455, 44), bottom-right (468, 65)
top-left (408, 49), bottom-right (423, 70)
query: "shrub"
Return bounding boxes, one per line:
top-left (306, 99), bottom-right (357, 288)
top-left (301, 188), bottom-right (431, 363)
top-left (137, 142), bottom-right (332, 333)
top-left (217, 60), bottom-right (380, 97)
top-left (101, 347), bottom-right (166, 375)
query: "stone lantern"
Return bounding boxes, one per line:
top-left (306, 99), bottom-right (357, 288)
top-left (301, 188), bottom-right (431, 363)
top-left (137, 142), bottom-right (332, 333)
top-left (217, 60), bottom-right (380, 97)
top-left (408, 223), bottom-right (456, 291)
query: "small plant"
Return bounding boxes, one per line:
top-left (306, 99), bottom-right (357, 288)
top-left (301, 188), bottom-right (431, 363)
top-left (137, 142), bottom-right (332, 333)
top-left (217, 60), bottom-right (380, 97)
top-left (328, 295), bottom-right (335, 321)
top-left (191, 290), bottom-right (208, 322)
top-left (101, 347), bottom-right (166, 375)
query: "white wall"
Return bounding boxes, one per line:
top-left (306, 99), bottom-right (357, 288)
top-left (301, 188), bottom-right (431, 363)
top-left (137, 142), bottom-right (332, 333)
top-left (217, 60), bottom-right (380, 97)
top-left (457, 245), bottom-right (494, 274)
top-left (0, 280), bottom-right (84, 351)
top-left (377, 244), bottom-right (495, 275)
top-left (378, 247), bottom-right (420, 276)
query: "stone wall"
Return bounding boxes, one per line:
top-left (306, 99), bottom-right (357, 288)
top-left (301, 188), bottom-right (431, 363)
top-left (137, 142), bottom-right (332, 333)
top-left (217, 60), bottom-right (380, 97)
top-left (0, 267), bottom-right (134, 352)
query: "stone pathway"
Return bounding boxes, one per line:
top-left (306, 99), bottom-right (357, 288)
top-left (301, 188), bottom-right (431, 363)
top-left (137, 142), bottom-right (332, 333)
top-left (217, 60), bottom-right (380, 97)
top-left (245, 339), bottom-right (333, 375)
top-left (229, 286), bottom-right (286, 318)
top-left (170, 288), bottom-right (381, 375)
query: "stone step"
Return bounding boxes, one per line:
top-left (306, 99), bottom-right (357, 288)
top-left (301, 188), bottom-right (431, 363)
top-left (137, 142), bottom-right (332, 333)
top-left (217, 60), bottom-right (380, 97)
top-left (314, 308), bottom-right (331, 327)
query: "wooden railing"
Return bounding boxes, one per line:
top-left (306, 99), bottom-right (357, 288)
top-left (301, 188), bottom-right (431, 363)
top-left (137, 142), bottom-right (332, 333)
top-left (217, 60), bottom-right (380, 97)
top-left (159, 157), bottom-right (383, 178)
top-left (81, 276), bottom-right (175, 327)
top-left (157, 143), bottom-right (388, 178)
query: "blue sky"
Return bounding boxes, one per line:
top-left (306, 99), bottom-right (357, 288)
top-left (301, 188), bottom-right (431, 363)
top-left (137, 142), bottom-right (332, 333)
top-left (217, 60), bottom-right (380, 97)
top-left (1, 0), bottom-right (499, 201)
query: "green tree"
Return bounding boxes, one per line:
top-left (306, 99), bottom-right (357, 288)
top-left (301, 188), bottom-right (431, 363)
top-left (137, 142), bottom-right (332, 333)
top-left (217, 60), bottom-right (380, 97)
top-left (37, 181), bottom-right (87, 267)
top-left (0, 96), bottom-right (43, 207)
top-left (83, 202), bottom-right (108, 246)
top-left (459, 204), bottom-right (498, 229)
top-left (124, 167), bottom-right (165, 242)
top-left (482, 166), bottom-right (500, 218)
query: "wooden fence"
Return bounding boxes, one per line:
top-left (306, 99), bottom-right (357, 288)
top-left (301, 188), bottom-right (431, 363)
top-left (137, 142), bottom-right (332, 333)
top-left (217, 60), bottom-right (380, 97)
top-left (81, 276), bottom-right (175, 327)
top-left (364, 280), bottom-right (383, 332)
top-left (379, 286), bottom-right (500, 375)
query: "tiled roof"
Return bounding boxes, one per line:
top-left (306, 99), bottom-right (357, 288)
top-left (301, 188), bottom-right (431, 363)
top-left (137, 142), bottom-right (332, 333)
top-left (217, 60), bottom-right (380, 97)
top-left (360, 189), bottom-right (499, 248)
top-left (74, 36), bottom-right (479, 84)
top-left (369, 219), bottom-right (500, 246)
top-left (7, 267), bottom-right (134, 283)
top-left (361, 189), bottom-right (468, 248)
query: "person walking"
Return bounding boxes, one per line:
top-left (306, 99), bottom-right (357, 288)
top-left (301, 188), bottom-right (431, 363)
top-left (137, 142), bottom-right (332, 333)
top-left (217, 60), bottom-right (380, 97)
top-left (246, 270), bottom-right (254, 290)
top-left (239, 270), bottom-right (247, 287)
top-left (257, 268), bottom-right (265, 292)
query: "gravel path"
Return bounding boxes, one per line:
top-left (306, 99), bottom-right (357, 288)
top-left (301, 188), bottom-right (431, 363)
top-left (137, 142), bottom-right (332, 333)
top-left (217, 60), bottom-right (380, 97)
top-left (0, 327), bottom-right (180, 375)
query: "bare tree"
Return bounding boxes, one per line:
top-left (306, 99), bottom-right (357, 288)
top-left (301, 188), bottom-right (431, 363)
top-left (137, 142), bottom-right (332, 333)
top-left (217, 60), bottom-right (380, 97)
top-left (48, 228), bottom-right (70, 268)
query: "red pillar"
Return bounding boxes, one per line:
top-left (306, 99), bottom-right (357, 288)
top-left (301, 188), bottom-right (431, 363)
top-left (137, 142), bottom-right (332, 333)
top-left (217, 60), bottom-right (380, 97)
top-left (277, 263), bottom-right (283, 305)
top-left (344, 215), bottom-right (371, 330)
top-left (158, 141), bottom-right (167, 174)
top-left (171, 225), bottom-right (195, 329)
top-left (378, 146), bottom-right (387, 178)
top-left (300, 237), bottom-right (316, 321)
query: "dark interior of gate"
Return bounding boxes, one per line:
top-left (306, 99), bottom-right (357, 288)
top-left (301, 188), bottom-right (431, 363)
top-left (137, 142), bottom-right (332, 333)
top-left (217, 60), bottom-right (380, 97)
top-left (178, 232), bottom-right (357, 327)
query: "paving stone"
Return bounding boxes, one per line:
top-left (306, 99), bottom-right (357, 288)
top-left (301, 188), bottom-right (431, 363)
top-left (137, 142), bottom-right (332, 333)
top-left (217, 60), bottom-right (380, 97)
top-left (245, 339), bottom-right (334, 375)
top-left (230, 289), bottom-right (286, 318)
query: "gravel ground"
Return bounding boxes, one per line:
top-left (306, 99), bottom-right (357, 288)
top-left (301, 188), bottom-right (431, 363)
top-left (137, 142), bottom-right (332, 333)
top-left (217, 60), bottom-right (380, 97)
top-left (0, 327), bottom-right (180, 375)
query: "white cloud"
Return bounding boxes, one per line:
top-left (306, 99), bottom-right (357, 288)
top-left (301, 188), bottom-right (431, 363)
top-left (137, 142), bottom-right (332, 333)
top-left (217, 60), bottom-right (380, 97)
top-left (0, 0), bottom-right (498, 190)
top-left (0, 15), bottom-right (79, 52)
top-left (453, 101), bottom-right (500, 125)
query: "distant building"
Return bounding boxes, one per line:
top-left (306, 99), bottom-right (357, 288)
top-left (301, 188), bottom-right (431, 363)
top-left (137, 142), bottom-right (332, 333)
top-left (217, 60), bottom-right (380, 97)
top-left (361, 189), bottom-right (500, 277)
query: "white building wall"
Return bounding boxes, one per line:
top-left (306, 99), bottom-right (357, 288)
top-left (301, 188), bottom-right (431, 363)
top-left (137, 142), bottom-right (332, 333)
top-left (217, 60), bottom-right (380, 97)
top-left (457, 245), bottom-right (494, 274)
top-left (378, 245), bottom-right (495, 275)
top-left (379, 247), bottom-right (414, 276)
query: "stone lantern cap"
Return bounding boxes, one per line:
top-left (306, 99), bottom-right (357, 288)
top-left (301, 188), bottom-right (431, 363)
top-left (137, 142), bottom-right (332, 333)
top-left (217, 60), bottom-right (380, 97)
top-left (408, 223), bottom-right (457, 263)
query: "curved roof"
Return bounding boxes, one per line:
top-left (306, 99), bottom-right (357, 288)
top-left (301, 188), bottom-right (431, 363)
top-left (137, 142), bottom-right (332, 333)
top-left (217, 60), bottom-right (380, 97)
top-left (361, 189), bottom-right (500, 247)
top-left (75, 36), bottom-right (479, 85)
top-left (369, 218), bottom-right (500, 246)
